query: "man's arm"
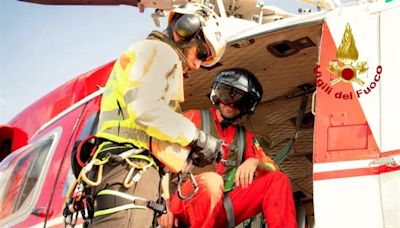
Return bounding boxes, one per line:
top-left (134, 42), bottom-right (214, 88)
top-left (246, 132), bottom-right (278, 173)
top-left (124, 40), bottom-right (197, 147)
top-left (235, 131), bottom-right (278, 188)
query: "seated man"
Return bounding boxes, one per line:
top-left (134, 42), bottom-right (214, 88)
top-left (158, 68), bottom-right (297, 228)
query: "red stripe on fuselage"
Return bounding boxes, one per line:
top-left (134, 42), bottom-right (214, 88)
top-left (314, 165), bottom-right (400, 180)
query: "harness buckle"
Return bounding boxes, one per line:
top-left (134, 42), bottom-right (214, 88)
top-left (147, 199), bottom-right (167, 214)
top-left (220, 159), bottom-right (237, 167)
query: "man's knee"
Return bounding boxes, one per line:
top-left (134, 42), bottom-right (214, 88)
top-left (272, 170), bottom-right (289, 179)
top-left (256, 171), bottom-right (292, 189)
top-left (274, 171), bottom-right (291, 184)
top-left (198, 172), bottom-right (223, 197)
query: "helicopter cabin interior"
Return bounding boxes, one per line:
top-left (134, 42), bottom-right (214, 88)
top-left (182, 19), bottom-right (324, 225)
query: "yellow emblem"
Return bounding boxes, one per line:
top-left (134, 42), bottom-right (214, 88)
top-left (328, 23), bottom-right (368, 86)
top-left (254, 138), bottom-right (262, 151)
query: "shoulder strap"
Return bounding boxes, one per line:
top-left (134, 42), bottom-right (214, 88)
top-left (200, 109), bottom-right (245, 166)
top-left (147, 31), bottom-right (188, 68)
top-left (200, 109), bottom-right (211, 134)
top-left (223, 194), bottom-right (236, 228)
top-left (235, 126), bottom-right (245, 166)
top-left (224, 127), bottom-right (245, 227)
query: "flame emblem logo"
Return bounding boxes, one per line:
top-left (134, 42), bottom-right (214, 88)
top-left (329, 23), bottom-right (368, 86)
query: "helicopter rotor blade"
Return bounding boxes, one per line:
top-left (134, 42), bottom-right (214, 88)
top-left (18, 0), bottom-right (139, 6)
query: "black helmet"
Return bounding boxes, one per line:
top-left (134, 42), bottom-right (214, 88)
top-left (210, 68), bottom-right (263, 115)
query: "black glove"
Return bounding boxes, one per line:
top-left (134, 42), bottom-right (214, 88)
top-left (190, 129), bottom-right (222, 167)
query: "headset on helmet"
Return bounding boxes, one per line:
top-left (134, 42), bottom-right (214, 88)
top-left (210, 68), bottom-right (263, 115)
top-left (168, 3), bottom-right (226, 67)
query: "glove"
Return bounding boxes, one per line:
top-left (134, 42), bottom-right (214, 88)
top-left (189, 129), bottom-right (223, 167)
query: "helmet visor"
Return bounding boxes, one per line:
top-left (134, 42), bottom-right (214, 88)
top-left (212, 82), bottom-right (258, 113)
top-left (213, 83), bottom-right (246, 106)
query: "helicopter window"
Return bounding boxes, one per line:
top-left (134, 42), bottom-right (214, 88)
top-left (0, 128), bottom-right (60, 225)
top-left (79, 112), bottom-right (99, 140)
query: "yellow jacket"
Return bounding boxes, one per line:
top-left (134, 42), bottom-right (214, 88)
top-left (96, 39), bottom-right (196, 172)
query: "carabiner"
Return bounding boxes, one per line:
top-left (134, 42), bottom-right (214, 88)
top-left (81, 162), bottom-right (103, 186)
top-left (123, 167), bottom-right (137, 188)
top-left (177, 171), bottom-right (199, 200)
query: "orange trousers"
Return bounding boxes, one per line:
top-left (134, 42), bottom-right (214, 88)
top-left (169, 171), bottom-right (297, 228)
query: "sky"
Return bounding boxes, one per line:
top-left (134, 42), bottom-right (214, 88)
top-left (0, 0), bottom-right (312, 124)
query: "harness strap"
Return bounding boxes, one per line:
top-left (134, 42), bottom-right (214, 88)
top-left (223, 168), bottom-right (237, 192)
top-left (223, 194), bottom-right (235, 228)
top-left (199, 109), bottom-right (246, 194)
top-left (79, 141), bottom-right (159, 187)
top-left (236, 126), bottom-right (245, 167)
top-left (224, 126), bottom-right (245, 192)
top-left (200, 109), bottom-right (211, 134)
top-left (94, 189), bottom-right (166, 217)
top-left (96, 141), bottom-right (158, 171)
top-left (147, 30), bottom-right (188, 69)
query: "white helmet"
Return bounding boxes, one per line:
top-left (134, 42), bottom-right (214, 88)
top-left (168, 3), bottom-right (226, 67)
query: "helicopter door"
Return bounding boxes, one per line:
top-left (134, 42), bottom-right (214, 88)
top-left (312, 7), bottom-right (385, 228)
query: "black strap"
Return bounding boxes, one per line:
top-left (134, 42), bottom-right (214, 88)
top-left (147, 199), bottom-right (167, 214)
top-left (295, 95), bottom-right (308, 134)
top-left (223, 194), bottom-right (235, 228)
top-left (274, 95), bottom-right (308, 164)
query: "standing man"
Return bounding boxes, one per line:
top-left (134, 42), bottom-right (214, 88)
top-left (159, 68), bottom-right (297, 228)
top-left (86, 4), bottom-right (226, 227)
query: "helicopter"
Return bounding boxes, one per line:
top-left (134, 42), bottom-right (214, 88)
top-left (0, 0), bottom-right (399, 227)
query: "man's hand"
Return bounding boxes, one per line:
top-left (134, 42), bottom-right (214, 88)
top-left (158, 211), bottom-right (179, 228)
top-left (190, 129), bottom-right (222, 167)
top-left (234, 158), bottom-right (259, 188)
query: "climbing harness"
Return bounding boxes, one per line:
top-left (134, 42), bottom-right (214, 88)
top-left (93, 189), bottom-right (166, 217)
top-left (64, 138), bottom-right (163, 226)
top-left (199, 109), bottom-right (245, 192)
